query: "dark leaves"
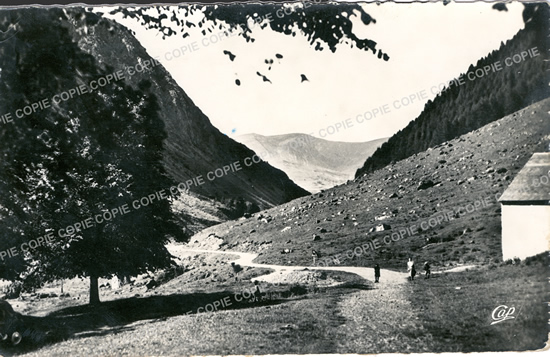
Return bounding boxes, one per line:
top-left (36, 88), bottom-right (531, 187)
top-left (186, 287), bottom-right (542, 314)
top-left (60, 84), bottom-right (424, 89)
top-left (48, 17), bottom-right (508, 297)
top-left (223, 49), bottom-right (236, 61)
top-left (110, 3), bottom-right (388, 59)
top-left (256, 71), bottom-right (271, 83)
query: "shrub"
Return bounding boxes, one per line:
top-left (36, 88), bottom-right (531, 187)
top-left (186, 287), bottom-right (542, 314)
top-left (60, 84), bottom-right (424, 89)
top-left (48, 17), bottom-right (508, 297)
top-left (523, 252), bottom-right (550, 266)
top-left (3, 281), bottom-right (23, 299)
top-left (231, 262), bottom-right (243, 273)
top-left (289, 284), bottom-right (308, 297)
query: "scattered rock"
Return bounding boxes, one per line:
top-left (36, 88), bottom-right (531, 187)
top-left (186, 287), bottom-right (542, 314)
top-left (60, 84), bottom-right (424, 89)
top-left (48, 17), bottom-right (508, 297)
top-left (373, 223), bottom-right (391, 232)
top-left (417, 179), bottom-right (435, 190)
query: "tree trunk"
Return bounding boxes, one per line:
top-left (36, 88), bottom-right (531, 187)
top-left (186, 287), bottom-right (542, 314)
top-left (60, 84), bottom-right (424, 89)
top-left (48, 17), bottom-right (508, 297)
top-left (89, 275), bottom-right (100, 305)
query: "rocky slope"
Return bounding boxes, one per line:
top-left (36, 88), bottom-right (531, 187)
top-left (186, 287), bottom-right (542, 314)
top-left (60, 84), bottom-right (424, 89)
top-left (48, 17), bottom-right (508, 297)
top-left (63, 9), bottom-right (309, 228)
top-left (192, 97), bottom-right (550, 269)
top-left (237, 133), bottom-right (387, 193)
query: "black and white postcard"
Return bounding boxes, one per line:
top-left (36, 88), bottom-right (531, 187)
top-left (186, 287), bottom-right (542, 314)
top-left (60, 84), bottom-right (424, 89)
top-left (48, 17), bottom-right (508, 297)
top-left (0, 0), bottom-right (548, 356)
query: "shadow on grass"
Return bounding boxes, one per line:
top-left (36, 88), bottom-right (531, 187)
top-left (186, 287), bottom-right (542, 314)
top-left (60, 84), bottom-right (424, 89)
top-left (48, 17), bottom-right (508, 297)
top-left (337, 281), bottom-right (372, 290)
top-left (0, 290), bottom-right (288, 356)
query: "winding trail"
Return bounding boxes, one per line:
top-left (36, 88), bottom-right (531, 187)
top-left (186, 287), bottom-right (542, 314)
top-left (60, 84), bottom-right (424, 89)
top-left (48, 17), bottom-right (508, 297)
top-left (167, 244), bottom-right (407, 284)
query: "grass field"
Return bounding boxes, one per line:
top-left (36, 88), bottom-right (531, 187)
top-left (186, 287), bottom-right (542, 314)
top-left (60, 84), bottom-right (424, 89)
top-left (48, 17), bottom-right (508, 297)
top-left (408, 255), bottom-right (549, 352)
top-left (1, 253), bottom-right (546, 356)
top-left (2, 267), bottom-right (366, 356)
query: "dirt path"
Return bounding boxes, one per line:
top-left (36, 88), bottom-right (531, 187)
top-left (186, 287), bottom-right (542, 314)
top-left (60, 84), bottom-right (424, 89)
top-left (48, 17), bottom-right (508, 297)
top-left (167, 244), bottom-right (408, 285)
top-left (12, 246), bottom-right (475, 356)
top-left (166, 244), bottom-right (445, 352)
top-left (334, 281), bottom-right (438, 352)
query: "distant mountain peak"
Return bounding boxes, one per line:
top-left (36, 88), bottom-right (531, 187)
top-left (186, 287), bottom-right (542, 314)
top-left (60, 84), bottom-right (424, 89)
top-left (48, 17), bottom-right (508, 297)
top-left (237, 133), bottom-right (388, 193)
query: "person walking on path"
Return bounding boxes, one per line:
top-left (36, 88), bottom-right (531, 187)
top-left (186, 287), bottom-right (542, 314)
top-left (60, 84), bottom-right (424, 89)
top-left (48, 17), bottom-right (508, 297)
top-left (374, 264), bottom-right (381, 283)
top-left (407, 258), bottom-right (416, 281)
top-left (312, 250), bottom-right (318, 265)
top-left (407, 258), bottom-right (414, 272)
top-left (423, 261), bottom-right (431, 279)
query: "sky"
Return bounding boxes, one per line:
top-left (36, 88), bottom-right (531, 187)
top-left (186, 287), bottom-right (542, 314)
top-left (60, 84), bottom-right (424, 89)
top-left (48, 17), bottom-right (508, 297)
top-left (102, 1), bottom-right (525, 143)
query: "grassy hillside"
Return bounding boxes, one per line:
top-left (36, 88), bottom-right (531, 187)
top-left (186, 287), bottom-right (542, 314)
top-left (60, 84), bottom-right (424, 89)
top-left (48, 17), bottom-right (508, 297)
top-left (65, 8), bottom-right (309, 225)
top-left (197, 97), bottom-right (550, 270)
top-left (356, 3), bottom-right (549, 177)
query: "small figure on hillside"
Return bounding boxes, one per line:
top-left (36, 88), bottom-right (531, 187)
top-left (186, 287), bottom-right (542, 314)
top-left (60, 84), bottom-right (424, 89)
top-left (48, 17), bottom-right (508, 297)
top-left (252, 281), bottom-right (262, 302)
top-left (407, 258), bottom-right (416, 281)
top-left (423, 261), bottom-right (431, 279)
top-left (312, 250), bottom-right (318, 265)
top-left (407, 258), bottom-right (414, 271)
top-left (374, 264), bottom-right (381, 283)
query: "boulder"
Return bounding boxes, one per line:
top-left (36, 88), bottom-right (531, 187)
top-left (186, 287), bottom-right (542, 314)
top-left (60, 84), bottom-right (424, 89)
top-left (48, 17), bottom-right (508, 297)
top-left (374, 223), bottom-right (391, 232)
top-left (417, 179), bottom-right (435, 190)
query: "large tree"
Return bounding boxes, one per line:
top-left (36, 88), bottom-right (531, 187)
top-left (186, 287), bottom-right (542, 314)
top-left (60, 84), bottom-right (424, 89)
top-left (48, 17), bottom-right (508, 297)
top-left (0, 8), bottom-right (185, 304)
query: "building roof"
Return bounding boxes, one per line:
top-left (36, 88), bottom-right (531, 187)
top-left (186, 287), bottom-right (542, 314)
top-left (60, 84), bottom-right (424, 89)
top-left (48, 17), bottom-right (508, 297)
top-left (499, 153), bottom-right (550, 204)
